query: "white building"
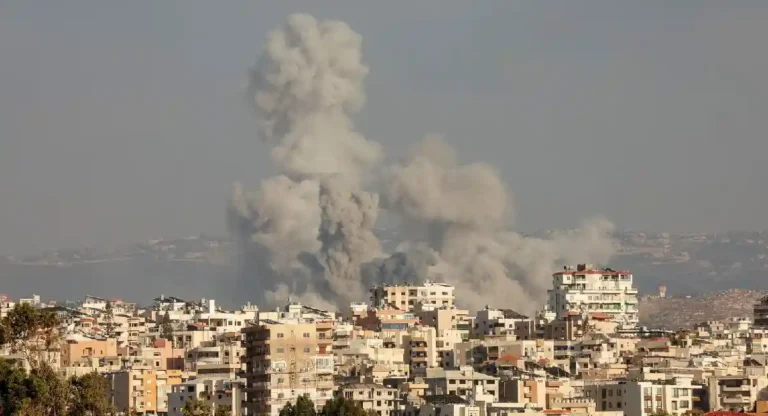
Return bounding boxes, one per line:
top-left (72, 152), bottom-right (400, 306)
top-left (547, 264), bottom-right (639, 329)
top-left (584, 376), bottom-right (699, 416)
top-left (472, 307), bottom-right (529, 337)
top-left (370, 281), bottom-right (455, 311)
top-left (168, 378), bottom-right (245, 416)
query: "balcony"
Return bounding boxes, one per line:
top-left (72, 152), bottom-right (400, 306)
top-left (722, 385), bottom-right (750, 392)
top-left (722, 396), bottom-right (751, 405)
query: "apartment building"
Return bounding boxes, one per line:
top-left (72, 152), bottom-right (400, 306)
top-left (473, 307), bottom-right (529, 337)
top-left (584, 376), bottom-right (699, 416)
top-left (404, 327), bottom-right (438, 378)
top-left (168, 378), bottom-right (245, 416)
top-left (242, 321), bottom-right (335, 416)
top-left (370, 282), bottom-right (455, 311)
top-left (105, 368), bottom-right (161, 415)
top-left (708, 375), bottom-right (768, 411)
top-left (339, 382), bottom-right (400, 416)
top-left (547, 264), bottom-right (639, 329)
top-left (754, 296), bottom-right (768, 329)
top-left (425, 366), bottom-right (499, 403)
top-left (60, 335), bottom-right (117, 367)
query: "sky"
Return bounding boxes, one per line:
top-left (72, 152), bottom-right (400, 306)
top-left (1, 1), bottom-right (768, 255)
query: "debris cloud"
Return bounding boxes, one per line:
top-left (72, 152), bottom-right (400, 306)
top-left (230, 13), bottom-right (616, 313)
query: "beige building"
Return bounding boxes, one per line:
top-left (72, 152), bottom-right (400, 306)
top-left (371, 282), bottom-right (455, 311)
top-left (105, 368), bottom-right (159, 415)
top-left (243, 322), bottom-right (335, 416)
top-left (425, 366), bottom-right (499, 403)
top-left (168, 378), bottom-right (245, 416)
top-left (61, 336), bottom-right (117, 367)
top-left (585, 376), bottom-right (699, 416)
top-left (339, 383), bottom-right (399, 416)
top-left (708, 374), bottom-right (768, 411)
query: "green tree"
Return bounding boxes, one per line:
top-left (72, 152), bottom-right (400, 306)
top-left (160, 311), bottom-right (174, 341)
top-left (0, 358), bottom-right (36, 415)
top-left (183, 397), bottom-right (213, 416)
top-left (0, 358), bottom-right (69, 416)
top-left (103, 301), bottom-right (115, 338)
top-left (214, 404), bottom-right (232, 416)
top-left (69, 371), bottom-right (114, 416)
top-left (0, 303), bottom-right (61, 369)
top-left (319, 395), bottom-right (373, 416)
top-left (280, 394), bottom-right (317, 416)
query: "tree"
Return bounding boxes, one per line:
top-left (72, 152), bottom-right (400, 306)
top-left (69, 372), bottom-right (115, 416)
top-left (0, 358), bottom-right (69, 416)
top-left (0, 303), bottom-right (61, 369)
top-left (319, 395), bottom-right (373, 416)
top-left (214, 404), bottom-right (232, 416)
top-left (160, 311), bottom-right (174, 341)
top-left (280, 394), bottom-right (317, 416)
top-left (183, 397), bottom-right (213, 416)
top-left (103, 301), bottom-right (115, 338)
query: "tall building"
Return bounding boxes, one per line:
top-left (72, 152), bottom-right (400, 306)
top-left (370, 282), bottom-right (455, 311)
top-left (546, 264), bottom-right (639, 329)
top-left (754, 296), bottom-right (768, 328)
top-left (242, 321), bottom-right (335, 416)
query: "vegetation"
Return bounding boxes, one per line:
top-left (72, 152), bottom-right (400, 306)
top-left (103, 300), bottom-right (115, 338)
top-left (0, 304), bottom-right (114, 416)
top-left (182, 397), bottom-right (213, 416)
top-left (278, 394), bottom-right (377, 416)
top-left (160, 311), bottom-right (174, 341)
top-left (0, 303), bottom-right (61, 369)
top-left (214, 404), bottom-right (233, 416)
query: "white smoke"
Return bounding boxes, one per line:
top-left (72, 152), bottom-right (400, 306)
top-left (230, 14), bottom-right (616, 313)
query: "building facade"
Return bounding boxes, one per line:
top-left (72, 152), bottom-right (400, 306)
top-left (370, 282), bottom-right (455, 311)
top-left (547, 264), bottom-right (639, 329)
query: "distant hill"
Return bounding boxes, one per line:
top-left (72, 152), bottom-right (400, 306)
top-left (3, 229), bottom-right (768, 309)
top-left (638, 289), bottom-right (763, 330)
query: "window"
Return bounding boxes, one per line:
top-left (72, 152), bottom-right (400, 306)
top-left (449, 380), bottom-right (456, 385)
top-left (277, 348), bottom-right (284, 353)
top-left (672, 401), bottom-right (678, 411)
top-left (673, 389), bottom-right (679, 398)
top-left (680, 401), bottom-right (689, 409)
top-left (303, 333), bottom-right (310, 338)
top-left (618, 389), bottom-right (622, 397)
top-left (276, 333), bottom-right (284, 338)
top-left (303, 348), bottom-right (310, 353)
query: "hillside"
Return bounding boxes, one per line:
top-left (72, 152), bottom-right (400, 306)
top-left (638, 289), bottom-right (763, 330)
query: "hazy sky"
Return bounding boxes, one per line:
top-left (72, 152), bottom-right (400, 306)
top-left (2, 1), bottom-right (768, 255)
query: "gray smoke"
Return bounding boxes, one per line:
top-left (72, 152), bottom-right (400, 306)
top-left (229, 14), bottom-right (382, 309)
top-left (383, 136), bottom-right (615, 313)
top-left (230, 14), bottom-right (616, 313)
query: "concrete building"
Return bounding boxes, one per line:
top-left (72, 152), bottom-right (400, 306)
top-left (242, 321), bottom-right (335, 416)
top-left (547, 264), bottom-right (639, 329)
top-left (168, 378), bottom-right (245, 416)
top-left (339, 382), bottom-right (400, 416)
top-left (105, 368), bottom-right (166, 415)
top-left (708, 375), bottom-right (768, 411)
top-left (584, 376), bottom-right (699, 416)
top-left (472, 307), bottom-right (529, 338)
top-left (754, 296), bottom-right (768, 329)
top-left (425, 366), bottom-right (499, 403)
top-left (370, 282), bottom-right (455, 311)
top-left (60, 336), bottom-right (117, 367)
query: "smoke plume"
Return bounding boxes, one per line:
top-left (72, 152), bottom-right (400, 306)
top-left (229, 14), bottom-right (382, 309)
top-left (382, 136), bottom-right (615, 313)
top-left (230, 14), bottom-right (616, 313)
